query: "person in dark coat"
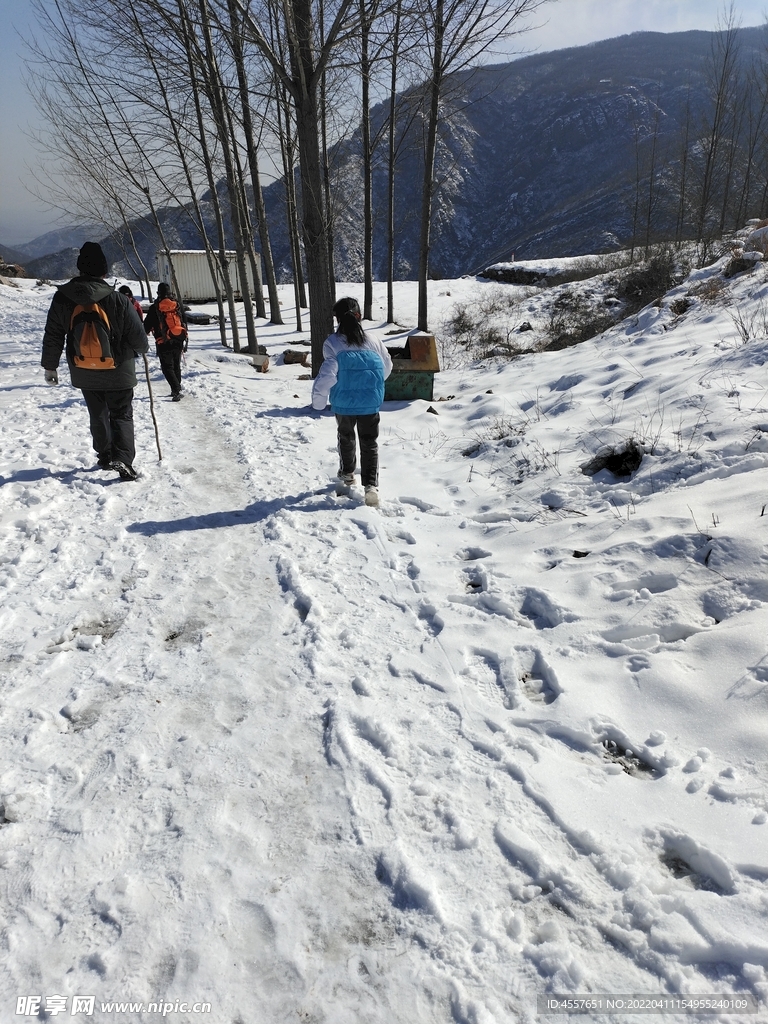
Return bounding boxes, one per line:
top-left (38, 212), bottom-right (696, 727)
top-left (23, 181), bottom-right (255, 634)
top-left (143, 282), bottom-right (187, 402)
top-left (41, 242), bottom-right (149, 481)
top-left (118, 284), bottom-right (144, 321)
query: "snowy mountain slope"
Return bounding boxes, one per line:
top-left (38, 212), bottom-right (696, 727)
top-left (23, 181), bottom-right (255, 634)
top-left (26, 27), bottom-right (768, 284)
top-left (0, 268), bottom-right (767, 1023)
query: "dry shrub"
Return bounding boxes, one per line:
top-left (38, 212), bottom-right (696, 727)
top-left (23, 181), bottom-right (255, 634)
top-left (441, 286), bottom-right (531, 362)
top-left (688, 277), bottom-right (727, 304)
top-left (723, 254), bottom-right (759, 278)
top-left (615, 249), bottom-right (681, 314)
top-left (542, 289), bottom-right (616, 351)
top-left (669, 296), bottom-right (693, 317)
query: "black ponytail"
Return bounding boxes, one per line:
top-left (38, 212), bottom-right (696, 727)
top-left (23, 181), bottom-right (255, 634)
top-left (333, 296), bottom-right (364, 346)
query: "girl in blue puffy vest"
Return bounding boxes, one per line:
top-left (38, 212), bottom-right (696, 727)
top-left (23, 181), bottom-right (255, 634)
top-left (312, 296), bottom-right (393, 506)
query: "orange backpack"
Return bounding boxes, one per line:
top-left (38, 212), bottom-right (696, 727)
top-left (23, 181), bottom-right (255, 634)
top-left (69, 303), bottom-right (115, 370)
top-left (157, 298), bottom-right (188, 347)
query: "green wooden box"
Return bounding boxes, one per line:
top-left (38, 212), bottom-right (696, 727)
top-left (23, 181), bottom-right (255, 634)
top-left (384, 333), bottom-right (440, 402)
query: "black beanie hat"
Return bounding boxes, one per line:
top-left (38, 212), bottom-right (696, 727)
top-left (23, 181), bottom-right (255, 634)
top-left (77, 242), bottom-right (108, 277)
top-left (157, 282), bottom-right (171, 299)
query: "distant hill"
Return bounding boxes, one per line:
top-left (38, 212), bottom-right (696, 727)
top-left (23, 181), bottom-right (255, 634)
top-left (256, 27), bottom-right (768, 279)
top-left (13, 225), bottom-right (101, 261)
top-left (22, 204), bottom-right (214, 281)
top-left (20, 27), bottom-right (768, 282)
top-left (348, 26), bottom-right (767, 276)
top-left (0, 243), bottom-right (29, 267)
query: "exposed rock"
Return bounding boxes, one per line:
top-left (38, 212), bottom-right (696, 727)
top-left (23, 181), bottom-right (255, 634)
top-left (581, 441), bottom-right (644, 479)
top-left (0, 261), bottom-right (25, 278)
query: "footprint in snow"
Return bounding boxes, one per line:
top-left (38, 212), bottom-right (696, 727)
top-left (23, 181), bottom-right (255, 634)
top-left (514, 647), bottom-right (561, 705)
top-left (602, 738), bottom-right (659, 779)
top-left (463, 650), bottom-right (511, 708)
top-left (518, 588), bottom-right (576, 630)
top-left (609, 573), bottom-right (679, 597)
top-left (386, 528), bottom-right (416, 545)
top-left (456, 546), bottom-right (492, 561)
top-left (461, 565), bottom-right (488, 593)
top-left (658, 829), bottom-right (736, 894)
top-left (602, 622), bottom-right (706, 647)
top-left (417, 602), bottom-right (444, 636)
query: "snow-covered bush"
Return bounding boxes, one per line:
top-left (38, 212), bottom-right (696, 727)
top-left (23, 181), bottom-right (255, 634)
top-left (439, 285), bottom-right (532, 364)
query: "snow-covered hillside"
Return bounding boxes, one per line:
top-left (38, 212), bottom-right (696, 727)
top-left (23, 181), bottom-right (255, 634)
top-left (0, 266), bottom-right (767, 1023)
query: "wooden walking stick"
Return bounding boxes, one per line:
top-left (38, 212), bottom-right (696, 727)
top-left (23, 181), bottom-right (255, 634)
top-left (142, 353), bottom-right (163, 461)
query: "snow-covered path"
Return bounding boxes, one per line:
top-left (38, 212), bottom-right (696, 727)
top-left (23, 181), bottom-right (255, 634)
top-left (1, 274), bottom-right (768, 1023)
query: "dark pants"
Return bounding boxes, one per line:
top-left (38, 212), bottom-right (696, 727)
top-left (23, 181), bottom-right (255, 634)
top-left (336, 413), bottom-right (380, 487)
top-left (158, 346), bottom-right (182, 395)
top-left (82, 388), bottom-right (135, 466)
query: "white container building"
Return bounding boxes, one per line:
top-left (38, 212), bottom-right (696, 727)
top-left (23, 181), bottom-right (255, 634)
top-left (156, 250), bottom-right (259, 303)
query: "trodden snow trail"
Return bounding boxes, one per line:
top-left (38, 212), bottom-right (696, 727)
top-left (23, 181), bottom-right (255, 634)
top-left (1, 279), bottom-right (767, 1023)
top-left (0, 289), bottom-right (443, 1023)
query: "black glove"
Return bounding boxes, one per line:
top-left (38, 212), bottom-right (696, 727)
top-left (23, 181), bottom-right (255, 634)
top-left (44, 369), bottom-right (59, 385)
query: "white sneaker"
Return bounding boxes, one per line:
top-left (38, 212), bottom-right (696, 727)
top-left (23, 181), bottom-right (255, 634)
top-left (336, 473), bottom-right (355, 495)
top-left (364, 485), bottom-right (379, 507)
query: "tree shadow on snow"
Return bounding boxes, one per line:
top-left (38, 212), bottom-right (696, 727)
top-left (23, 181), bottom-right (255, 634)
top-left (252, 406), bottom-right (318, 420)
top-left (0, 466), bottom-right (105, 486)
top-left (126, 488), bottom-right (338, 535)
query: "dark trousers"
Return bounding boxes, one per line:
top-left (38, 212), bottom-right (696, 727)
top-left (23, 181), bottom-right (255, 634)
top-left (336, 413), bottom-right (380, 487)
top-left (82, 388), bottom-right (135, 466)
top-left (158, 346), bottom-right (182, 395)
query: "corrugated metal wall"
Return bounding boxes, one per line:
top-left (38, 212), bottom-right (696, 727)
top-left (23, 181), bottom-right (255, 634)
top-left (157, 251), bottom-right (258, 303)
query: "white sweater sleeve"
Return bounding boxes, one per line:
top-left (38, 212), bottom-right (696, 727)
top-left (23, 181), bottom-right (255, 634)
top-left (376, 339), bottom-right (393, 380)
top-left (311, 335), bottom-right (339, 409)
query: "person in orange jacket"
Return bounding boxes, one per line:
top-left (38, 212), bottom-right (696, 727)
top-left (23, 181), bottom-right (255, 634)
top-left (144, 282), bottom-right (188, 401)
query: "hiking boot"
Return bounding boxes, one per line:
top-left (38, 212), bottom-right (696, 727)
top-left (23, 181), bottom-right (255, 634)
top-left (97, 453), bottom-right (112, 468)
top-left (172, 392), bottom-right (182, 402)
top-left (364, 485), bottom-right (379, 507)
top-left (335, 472), bottom-right (355, 496)
top-left (110, 461), bottom-right (138, 481)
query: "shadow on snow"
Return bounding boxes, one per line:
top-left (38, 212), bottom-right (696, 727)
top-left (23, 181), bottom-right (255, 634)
top-left (127, 488), bottom-right (338, 535)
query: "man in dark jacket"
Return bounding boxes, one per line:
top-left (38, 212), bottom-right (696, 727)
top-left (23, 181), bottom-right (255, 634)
top-left (41, 242), bottom-right (149, 481)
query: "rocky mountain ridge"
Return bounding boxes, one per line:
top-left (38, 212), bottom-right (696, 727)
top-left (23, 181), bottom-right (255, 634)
top-left (12, 26), bottom-right (768, 283)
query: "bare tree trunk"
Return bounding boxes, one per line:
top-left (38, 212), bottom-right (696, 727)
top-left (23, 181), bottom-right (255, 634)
top-left (644, 91), bottom-right (662, 258)
top-left (386, 0), bottom-right (401, 326)
top-left (629, 105), bottom-right (642, 262)
top-left (145, 189), bottom-right (183, 302)
top-left (225, 0), bottom-right (284, 324)
top-left (275, 81), bottom-right (305, 332)
top-left (128, 0), bottom-right (227, 340)
top-left (676, 87), bottom-right (692, 244)
top-left (120, 202), bottom-right (152, 297)
top-left (719, 88), bottom-right (748, 234)
top-left (199, 0), bottom-right (259, 354)
top-left (279, 0), bottom-right (336, 369)
top-left (695, 8), bottom-right (741, 246)
top-left (360, 0), bottom-right (373, 320)
top-left (232, 0), bottom-right (381, 359)
top-left (417, 0), bottom-right (443, 332)
top-left (735, 74), bottom-right (767, 227)
top-left (295, 94), bottom-right (335, 371)
top-left (318, 0), bottom-right (336, 304)
top-left (178, 0), bottom-right (240, 348)
top-left (224, 96), bottom-right (267, 319)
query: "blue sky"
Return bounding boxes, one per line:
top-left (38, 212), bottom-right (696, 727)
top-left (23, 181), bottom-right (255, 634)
top-left (1, 0), bottom-right (767, 246)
